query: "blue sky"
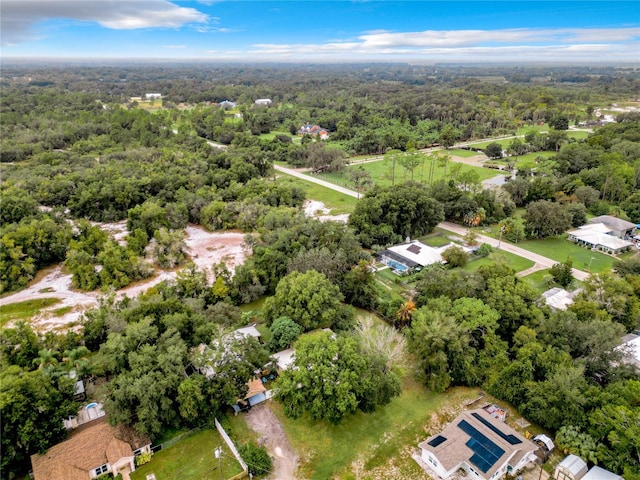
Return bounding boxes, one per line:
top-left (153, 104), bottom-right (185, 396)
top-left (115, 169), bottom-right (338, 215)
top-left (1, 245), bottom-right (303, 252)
top-left (2, 1), bottom-right (639, 62)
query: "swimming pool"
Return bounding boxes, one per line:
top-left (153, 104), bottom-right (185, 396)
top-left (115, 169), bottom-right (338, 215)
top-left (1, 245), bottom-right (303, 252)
top-left (386, 259), bottom-right (408, 272)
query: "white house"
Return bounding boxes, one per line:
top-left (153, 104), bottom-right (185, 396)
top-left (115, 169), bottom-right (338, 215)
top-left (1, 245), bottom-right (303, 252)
top-left (588, 215), bottom-right (636, 239)
top-left (377, 240), bottom-right (471, 274)
top-left (145, 93), bottom-right (162, 100)
top-left (542, 287), bottom-right (579, 311)
top-left (254, 98), bottom-right (272, 106)
top-left (418, 409), bottom-right (537, 480)
top-left (567, 223), bottom-right (634, 255)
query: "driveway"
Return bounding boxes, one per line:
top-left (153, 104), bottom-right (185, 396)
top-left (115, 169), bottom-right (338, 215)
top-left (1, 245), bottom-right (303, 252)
top-left (274, 165), bottom-right (591, 282)
top-left (244, 404), bottom-right (298, 480)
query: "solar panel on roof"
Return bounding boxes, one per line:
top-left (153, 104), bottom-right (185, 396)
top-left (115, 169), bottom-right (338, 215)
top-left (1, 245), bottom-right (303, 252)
top-left (471, 412), bottom-right (522, 445)
top-left (427, 435), bottom-right (447, 447)
top-left (406, 244), bottom-right (422, 254)
top-left (458, 420), bottom-right (505, 473)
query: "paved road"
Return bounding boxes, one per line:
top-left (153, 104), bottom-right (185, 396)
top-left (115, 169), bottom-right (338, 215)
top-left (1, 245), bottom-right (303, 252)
top-left (274, 164), bottom-right (359, 198)
top-left (275, 164), bottom-right (591, 281)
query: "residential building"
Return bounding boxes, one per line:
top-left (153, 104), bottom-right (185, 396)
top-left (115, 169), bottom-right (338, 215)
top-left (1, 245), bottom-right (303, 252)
top-left (31, 418), bottom-right (151, 480)
top-left (254, 98), bottom-right (272, 105)
top-left (542, 287), bottom-right (579, 311)
top-left (417, 408), bottom-right (537, 480)
top-left (617, 333), bottom-right (640, 370)
top-left (376, 240), bottom-right (470, 274)
top-left (219, 100), bottom-right (237, 109)
top-left (588, 215), bottom-right (636, 239)
top-left (567, 223), bottom-right (634, 255)
top-left (298, 123), bottom-right (330, 139)
top-left (145, 93), bottom-right (162, 100)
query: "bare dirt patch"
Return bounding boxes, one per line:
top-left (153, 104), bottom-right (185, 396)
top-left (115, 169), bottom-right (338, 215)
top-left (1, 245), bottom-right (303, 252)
top-left (0, 225), bottom-right (247, 332)
top-left (303, 200), bottom-right (349, 223)
top-left (244, 403), bottom-right (299, 480)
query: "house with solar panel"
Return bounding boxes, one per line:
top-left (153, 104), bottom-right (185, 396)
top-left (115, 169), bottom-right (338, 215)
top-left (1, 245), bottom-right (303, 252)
top-left (417, 409), bottom-right (538, 480)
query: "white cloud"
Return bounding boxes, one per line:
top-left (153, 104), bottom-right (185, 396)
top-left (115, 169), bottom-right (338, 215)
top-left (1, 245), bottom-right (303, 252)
top-left (247, 27), bottom-right (639, 62)
top-left (1, 0), bottom-right (208, 45)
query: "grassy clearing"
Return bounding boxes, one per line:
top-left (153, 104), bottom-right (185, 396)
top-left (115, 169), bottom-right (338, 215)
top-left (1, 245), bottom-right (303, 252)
top-left (516, 236), bottom-right (619, 272)
top-left (462, 250), bottom-right (535, 274)
top-left (272, 378), bottom-right (481, 480)
top-left (448, 148), bottom-right (483, 158)
top-left (0, 298), bottom-right (61, 327)
top-left (471, 138), bottom-right (513, 149)
top-left (516, 124), bottom-right (549, 135)
top-left (259, 131), bottom-right (301, 144)
top-left (523, 269), bottom-right (553, 293)
top-left (567, 130), bottom-right (590, 140)
top-left (276, 175), bottom-right (357, 214)
top-left (417, 231), bottom-right (456, 248)
top-left (315, 159), bottom-right (505, 189)
top-left (131, 429), bottom-right (243, 480)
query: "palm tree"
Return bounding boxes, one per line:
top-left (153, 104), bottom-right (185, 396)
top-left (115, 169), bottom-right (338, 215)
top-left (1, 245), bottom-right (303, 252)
top-left (63, 346), bottom-right (91, 377)
top-left (396, 300), bottom-right (416, 328)
top-left (33, 349), bottom-right (60, 372)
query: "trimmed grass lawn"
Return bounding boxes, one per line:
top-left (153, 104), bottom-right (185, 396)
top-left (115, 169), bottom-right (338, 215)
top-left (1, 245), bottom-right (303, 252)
top-left (470, 138), bottom-right (513, 149)
top-left (462, 250), bottom-right (534, 274)
top-left (417, 231), bottom-right (457, 248)
top-left (0, 298), bottom-right (61, 327)
top-left (272, 379), bottom-right (481, 480)
top-left (523, 269), bottom-right (553, 293)
top-left (567, 130), bottom-right (590, 140)
top-left (516, 236), bottom-right (619, 273)
top-left (516, 125), bottom-right (549, 135)
top-left (315, 160), bottom-right (506, 189)
top-left (131, 429), bottom-right (243, 480)
top-left (275, 175), bottom-right (357, 214)
top-left (448, 148), bottom-right (483, 158)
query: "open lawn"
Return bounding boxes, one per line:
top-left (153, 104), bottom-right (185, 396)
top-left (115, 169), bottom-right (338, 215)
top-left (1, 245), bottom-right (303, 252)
top-left (315, 159), bottom-right (506, 189)
top-left (448, 148), bottom-right (483, 158)
top-left (275, 175), bottom-right (357, 214)
top-left (470, 138), bottom-right (513, 149)
top-left (462, 250), bottom-right (535, 274)
top-left (516, 124), bottom-right (549, 135)
top-left (567, 130), bottom-right (590, 140)
top-left (417, 230), bottom-right (457, 248)
top-left (272, 378), bottom-right (481, 480)
top-left (522, 269), bottom-right (553, 293)
top-left (131, 429), bottom-right (243, 480)
top-left (258, 131), bottom-right (301, 143)
top-left (0, 298), bottom-right (61, 327)
top-left (516, 236), bottom-right (622, 273)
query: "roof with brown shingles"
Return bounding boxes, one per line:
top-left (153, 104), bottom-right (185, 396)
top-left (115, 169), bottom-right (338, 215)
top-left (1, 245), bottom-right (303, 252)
top-left (31, 417), bottom-right (150, 480)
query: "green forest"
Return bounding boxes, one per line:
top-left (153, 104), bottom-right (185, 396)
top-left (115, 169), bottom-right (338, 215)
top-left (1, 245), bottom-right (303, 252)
top-left (1, 64), bottom-right (639, 480)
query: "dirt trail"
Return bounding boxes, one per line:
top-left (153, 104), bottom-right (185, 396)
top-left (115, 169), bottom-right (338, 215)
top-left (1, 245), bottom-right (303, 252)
top-left (244, 404), bottom-right (298, 480)
top-left (0, 225), bottom-right (247, 331)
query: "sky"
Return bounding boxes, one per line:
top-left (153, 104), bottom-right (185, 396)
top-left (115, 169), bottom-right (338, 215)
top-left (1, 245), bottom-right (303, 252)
top-left (1, 1), bottom-right (639, 63)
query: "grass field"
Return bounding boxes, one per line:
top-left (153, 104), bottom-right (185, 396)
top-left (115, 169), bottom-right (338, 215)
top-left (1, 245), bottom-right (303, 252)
top-left (272, 378), bottom-right (482, 479)
top-left (448, 148), bottom-right (483, 158)
top-left (131, 429), bottom-right (243, 480)
top-left (516, 236), bottom-right (624, 273)
top-left (315, 159), bottom-right (506, 189)
top-left (276, 175), bottom-right (357, 214)
top-left (462, 250), bottom-right (535, 274)
top-left (258, 131), bottom-right (301, 143)
top-left (0, 298), bottom-right (61, 327)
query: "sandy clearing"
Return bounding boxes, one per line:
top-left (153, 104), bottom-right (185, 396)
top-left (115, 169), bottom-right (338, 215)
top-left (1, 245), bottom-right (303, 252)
top-left (0, 225), bottom-right (247, 332)
top-left (302, 200), bottom-right (349, 223)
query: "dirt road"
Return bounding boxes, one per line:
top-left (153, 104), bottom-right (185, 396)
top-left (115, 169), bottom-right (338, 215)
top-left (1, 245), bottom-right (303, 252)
top-left (244, 404), bottom-right (298, 480)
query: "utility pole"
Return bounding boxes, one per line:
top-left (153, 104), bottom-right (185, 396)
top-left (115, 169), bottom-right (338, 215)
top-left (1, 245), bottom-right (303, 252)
top-left (215, 446), bottom-right (223, 480)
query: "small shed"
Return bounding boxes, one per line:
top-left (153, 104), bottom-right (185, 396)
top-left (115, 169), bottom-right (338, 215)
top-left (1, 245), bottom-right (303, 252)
top-left (245, 378), bottom-right (267, 407)
top-left (554, 454), bottom-right (588, 480)
top-left (582, 466), bottom-right (624, 480)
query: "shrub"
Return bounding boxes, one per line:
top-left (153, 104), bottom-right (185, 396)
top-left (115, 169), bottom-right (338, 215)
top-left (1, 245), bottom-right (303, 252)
top-left (239, 442), bottom-right (272, 476)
